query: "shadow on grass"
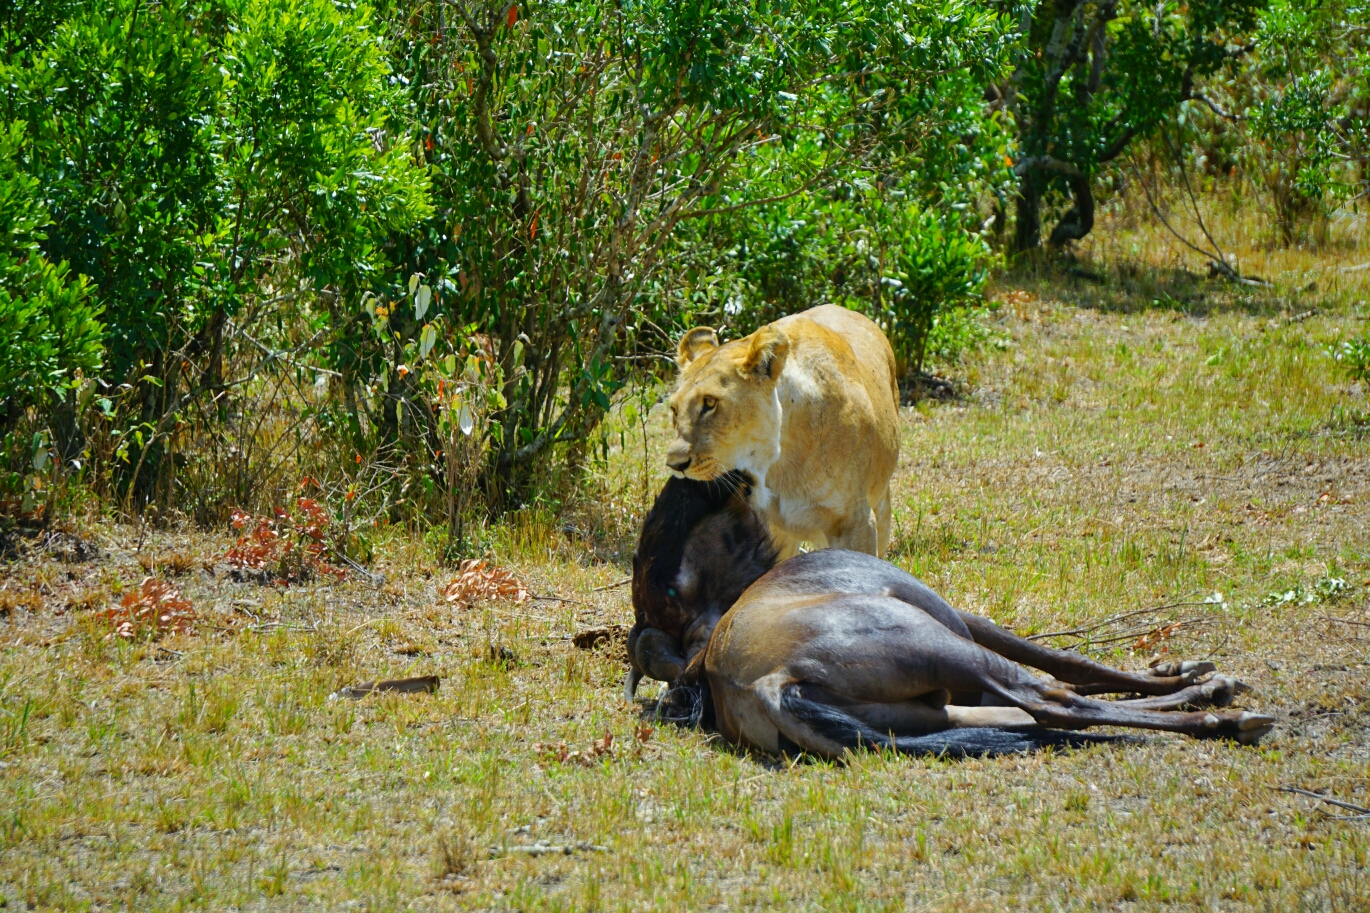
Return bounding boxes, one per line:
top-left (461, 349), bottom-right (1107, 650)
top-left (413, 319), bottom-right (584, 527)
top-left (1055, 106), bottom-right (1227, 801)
top-left (898, 372), bottom-right (968, 407)
top-left (637, 690), bottom-right (1130, 766)
top-left (998, 252), bottom-right (1314, 318)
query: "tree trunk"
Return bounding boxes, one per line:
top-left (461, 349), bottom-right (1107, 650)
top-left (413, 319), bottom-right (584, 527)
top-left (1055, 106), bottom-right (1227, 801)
top-left (1047, 167), bottom-right (1094, 247)
top-left (48, 393), bottom-right (85, 466)
top-left (1012, 157), bottom-right (1095, 253)
top-left (1013, 173), bottom-right (1043, 254)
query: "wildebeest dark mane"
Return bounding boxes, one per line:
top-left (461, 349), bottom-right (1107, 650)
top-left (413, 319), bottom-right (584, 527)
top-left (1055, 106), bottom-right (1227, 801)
top-left (631, 470), bottom-right (776, 638)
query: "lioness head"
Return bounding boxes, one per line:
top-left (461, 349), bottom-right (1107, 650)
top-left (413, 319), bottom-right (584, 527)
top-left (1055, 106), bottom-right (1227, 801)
top-left (665, 324), bottom-right (790, 481)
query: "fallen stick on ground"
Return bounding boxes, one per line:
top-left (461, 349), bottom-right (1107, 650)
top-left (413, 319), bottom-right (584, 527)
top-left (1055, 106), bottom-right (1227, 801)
top-left (1320, 614), bottom-right (1370, 629)
top-left (1025, 602), bottom-right (1211, 641)
top-left (530, 592), bottom-right (590, 606)
top-left (1275, 786), bottom-right (1370, 818)
top-left (490, 841), bottom-right (607, 857)
top-left (331, 675), bottom-right (440, 700)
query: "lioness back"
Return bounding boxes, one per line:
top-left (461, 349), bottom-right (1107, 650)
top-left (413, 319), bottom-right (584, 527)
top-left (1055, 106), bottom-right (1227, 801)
top-left (667, 304), bottom-right (900, 558)
top-left (780, 304), bottom-right (899, 408)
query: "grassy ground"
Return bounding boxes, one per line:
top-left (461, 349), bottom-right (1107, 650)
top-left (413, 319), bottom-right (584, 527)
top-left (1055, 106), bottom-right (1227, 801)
top-left (3, 208), bottom-right (1370, 910)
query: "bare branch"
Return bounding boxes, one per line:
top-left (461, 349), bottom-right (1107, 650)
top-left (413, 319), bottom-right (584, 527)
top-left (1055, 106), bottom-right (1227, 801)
top-left (1192, 91), bottom-right (1241, 122)
top-left (448, 1), bottom-right (517, 162)
top-left (1125, 153), bottom-right (1267, 286)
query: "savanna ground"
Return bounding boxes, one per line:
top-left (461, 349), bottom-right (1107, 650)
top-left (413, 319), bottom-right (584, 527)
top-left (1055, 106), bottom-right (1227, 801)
top-left (3, 205), bottom-right (1370, 912)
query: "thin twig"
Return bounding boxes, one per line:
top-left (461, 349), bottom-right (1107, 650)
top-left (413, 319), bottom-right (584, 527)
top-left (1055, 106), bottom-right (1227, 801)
top-left (204, 621), bottom-right (318, 634)
top-left (1054, 615), bottom-right (1219, 651)
top-left (1320, 614), bottom-right (1370, 629)
top-left (491, 841), bottom-right (607, 857)
top-left (530, 593), bottom-right (590, 606)
top-left (1191, 91), bottom-right (1240, 122)
top-left (1025, 602), bottom-right (1211, 641)
top-left (592, 577), bottom-right (631, 592)
top-left (1275, 786), bottom-right (1370, 817)
top-left (1125, 155), bottom-right (1268, 287)
top-left (329, 549), bottom-right (385, 586)
top-left (1161, 130), bottom-right (1233, 276)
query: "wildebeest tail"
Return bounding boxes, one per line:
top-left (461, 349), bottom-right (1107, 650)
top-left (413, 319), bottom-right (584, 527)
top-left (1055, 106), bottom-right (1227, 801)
top-left (778, 683), bottom-right (1114, 758)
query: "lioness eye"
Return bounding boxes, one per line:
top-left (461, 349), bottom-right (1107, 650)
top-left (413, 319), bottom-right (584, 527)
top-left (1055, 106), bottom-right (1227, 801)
top-left (701, 396), bottom-right (716, 414)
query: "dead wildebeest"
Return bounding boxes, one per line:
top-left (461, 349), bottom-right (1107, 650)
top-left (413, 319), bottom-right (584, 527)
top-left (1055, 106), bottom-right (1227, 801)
top-left (625, 473), bottom-right (1273, 759)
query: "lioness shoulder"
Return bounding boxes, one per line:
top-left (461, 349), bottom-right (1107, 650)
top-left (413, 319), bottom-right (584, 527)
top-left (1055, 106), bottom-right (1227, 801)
top-left (667, 304), bottom-right (899, 558)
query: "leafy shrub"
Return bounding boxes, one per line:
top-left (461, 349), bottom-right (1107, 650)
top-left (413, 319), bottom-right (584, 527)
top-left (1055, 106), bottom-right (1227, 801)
top-left (875, 210), bottom-right (989, 377)
top-left (923, 306), bottom-right (1000, 370)
top-left (1242, 0), bottom-right (1367, 245)
top-left (1332, 335), bottom-right (1370, 383)
top-left (94, 577), bottom-right (195, 641)
top-left (225, 499), bottom-right (347, 584)
top-left (2, 0), bottom-right (431, 509)
top-left (380, 0), bottom-right (1012, 503)
top-left (0, 122), bottom-right (102, 412)
top-left (4, 0), bottom-right (218, 387)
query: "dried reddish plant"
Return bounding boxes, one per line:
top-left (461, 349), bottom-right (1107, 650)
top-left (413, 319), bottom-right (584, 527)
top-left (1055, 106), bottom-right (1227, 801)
top-left (1133, 621), bottom-right (1184, 653)
top-left (225, 498), bottom-right (346, 584)
top-left (94, 577), bottom-right (195, 640)
top-left (442, 559), bottom-right (529, 608)
top-left (530, 727), bottom-right (654, 769)
top-left (532, 731), bottom-right (614, 767)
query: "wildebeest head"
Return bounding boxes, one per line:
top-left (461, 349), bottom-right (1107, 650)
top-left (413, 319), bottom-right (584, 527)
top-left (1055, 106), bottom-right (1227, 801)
top-left (627, 471), bottom-right (777, 694)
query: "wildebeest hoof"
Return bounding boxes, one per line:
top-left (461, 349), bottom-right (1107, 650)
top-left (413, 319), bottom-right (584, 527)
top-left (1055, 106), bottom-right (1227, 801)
top-left (1150, 660), bottom-right (1216, 681)
top-left (1201, 675), bottom-right (1244, 707)
top-left (1234, 712), bottom-right (1275, 745)
top-left (1197, 710), bottom-right (1274, 744)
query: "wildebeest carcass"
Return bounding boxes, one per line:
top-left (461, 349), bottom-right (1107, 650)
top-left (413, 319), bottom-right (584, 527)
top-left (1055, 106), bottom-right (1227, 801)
top-left (626, 473), bottom-right (1273, 759)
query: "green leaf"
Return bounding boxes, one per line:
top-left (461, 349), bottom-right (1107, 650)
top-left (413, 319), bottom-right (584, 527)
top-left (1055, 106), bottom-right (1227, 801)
top-left (415, 284), bottom-right (431, 321)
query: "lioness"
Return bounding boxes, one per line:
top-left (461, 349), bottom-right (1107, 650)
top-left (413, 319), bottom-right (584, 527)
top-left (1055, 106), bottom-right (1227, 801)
top-left (666, 304), bottom-right (899, 559)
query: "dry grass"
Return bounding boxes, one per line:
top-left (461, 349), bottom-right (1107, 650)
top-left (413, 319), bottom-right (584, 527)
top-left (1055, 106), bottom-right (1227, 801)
top-left (2, 198), bottom-right (1369, 911)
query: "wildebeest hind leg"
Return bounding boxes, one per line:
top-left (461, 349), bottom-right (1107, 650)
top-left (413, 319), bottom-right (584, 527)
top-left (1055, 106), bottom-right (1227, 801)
top-left (977, 673), bottom-right (1273, 744)
top-left (873, 628), bottom-right (1274, 744)
top-left (1107, 675), bottom-right (1249, 710)
top-left (955, 611), bottom-right (1225, 696)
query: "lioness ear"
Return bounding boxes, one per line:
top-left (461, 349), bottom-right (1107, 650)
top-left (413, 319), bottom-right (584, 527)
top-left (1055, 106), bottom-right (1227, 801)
top-left (676, 327), bottom-right (719, 368)
top-left (741, 326), bottom-right (789, 381)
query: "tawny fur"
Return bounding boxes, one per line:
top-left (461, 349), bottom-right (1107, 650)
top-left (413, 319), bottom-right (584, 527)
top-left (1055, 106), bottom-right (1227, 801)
top-left (666, 304), bottom-right (900, 558)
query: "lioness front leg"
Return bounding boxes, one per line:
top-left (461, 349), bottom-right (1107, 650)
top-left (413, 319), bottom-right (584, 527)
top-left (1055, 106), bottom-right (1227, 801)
top-left (873, 490), bottom-right (892, 559)
top-left (826, 506), bottom-right (879, 556)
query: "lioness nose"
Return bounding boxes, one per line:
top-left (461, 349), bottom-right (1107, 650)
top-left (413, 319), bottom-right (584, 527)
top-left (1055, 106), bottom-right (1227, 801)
top-left (667, 456), bottom-right (692, 472)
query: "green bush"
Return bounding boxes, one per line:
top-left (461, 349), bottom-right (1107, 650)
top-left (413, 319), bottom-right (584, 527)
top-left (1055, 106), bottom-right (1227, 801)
top-left (1333, 334), bottom-right (1370, 383)
top-left (4, 0), bottom-right (220, 386)
top-left (924, 305), bottom-right (999, 370)
top-left (379, 0), bottom-right (1012, 506)
top-left (875, 209), bottom-right (989, 377)
top-left (1, 0), bottom-right (431, 509)
top-left (0, 122), bottom-right (102, 413)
